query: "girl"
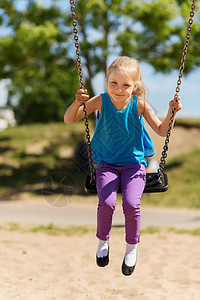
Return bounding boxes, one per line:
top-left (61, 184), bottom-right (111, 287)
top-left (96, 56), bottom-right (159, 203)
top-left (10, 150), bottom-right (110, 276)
top-left (64, 56), bottom-right (182, 276)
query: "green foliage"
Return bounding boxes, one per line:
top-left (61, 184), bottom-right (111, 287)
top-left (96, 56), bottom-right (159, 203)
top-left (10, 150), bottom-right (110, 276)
top-left (117, 0), bottom-right (200, 73)
top-left (73, 0), bottom-right (199, 76)
top-left (66, 0), bottom-right (200, 97)
top-left (12, 65), bottom-right (78, 124)
top-left (0, 0), bottom-right (199, 123)
top-left (0, 0), bottom-right (79, 123)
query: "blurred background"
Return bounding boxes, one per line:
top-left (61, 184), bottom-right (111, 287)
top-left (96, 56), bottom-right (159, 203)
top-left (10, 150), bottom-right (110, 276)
top-left (0, 0), bottom-right (199, 208)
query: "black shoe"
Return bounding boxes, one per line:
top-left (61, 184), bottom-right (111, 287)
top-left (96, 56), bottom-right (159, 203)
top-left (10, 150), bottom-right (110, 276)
top-left (96, 247), bottom-right (109, 267)
top-left (121, 258), bottom-right (136, 276)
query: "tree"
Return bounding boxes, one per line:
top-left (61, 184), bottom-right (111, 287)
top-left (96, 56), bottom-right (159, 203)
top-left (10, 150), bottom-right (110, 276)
top-left (0, 0), bottom-right (79, 123)
top-left (0, 0), bottom-right (199, 123)
top-left (68, 0), bottom-right (199, 97)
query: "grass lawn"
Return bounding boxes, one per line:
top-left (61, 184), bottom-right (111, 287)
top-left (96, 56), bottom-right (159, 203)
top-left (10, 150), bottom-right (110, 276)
top-left (175, 118), bottom-right (200, 128)
top-left (1, 222), bottom-right (200, 236)
top-left (0, 120), bottom-right (199, 208)
top-left (0, 121), bottom-right (87, 198)
top-left (142, 148), bottom-right (200, 208)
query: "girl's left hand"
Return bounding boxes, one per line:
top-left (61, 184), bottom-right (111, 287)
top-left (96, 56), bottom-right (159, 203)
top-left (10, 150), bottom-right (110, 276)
top-left (169, 96), bottom-right (182, 112)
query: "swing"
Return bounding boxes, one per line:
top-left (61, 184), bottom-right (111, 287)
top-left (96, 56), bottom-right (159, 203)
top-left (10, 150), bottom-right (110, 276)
top-left (69, 0), bottom-right (196, 194)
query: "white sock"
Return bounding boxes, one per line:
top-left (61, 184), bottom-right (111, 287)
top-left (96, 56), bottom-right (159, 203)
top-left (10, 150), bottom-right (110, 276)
top-left (124, 243), bottom-right (137, 267)
top-left (96, 239), bottom-right (109, 258)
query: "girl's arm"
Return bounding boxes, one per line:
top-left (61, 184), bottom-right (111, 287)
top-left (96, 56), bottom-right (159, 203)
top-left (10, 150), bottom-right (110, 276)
top-left (64, 89), bottom-right (102, 124)
top-left (138, 97), bottom-right (182, 137)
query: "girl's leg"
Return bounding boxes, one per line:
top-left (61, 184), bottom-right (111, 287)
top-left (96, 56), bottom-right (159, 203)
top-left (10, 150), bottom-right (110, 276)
top-left (121, 164), bottom-right (146, 245)
top-left (96, 163), bottom-right (120, 241)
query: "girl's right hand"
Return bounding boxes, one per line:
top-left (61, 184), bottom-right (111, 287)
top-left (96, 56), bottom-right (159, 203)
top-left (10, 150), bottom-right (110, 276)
top-left (75, 89), bottom-right (89, 105)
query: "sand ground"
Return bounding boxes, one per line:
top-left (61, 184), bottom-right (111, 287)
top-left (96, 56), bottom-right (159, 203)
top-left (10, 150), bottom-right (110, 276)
top-left (0, 199), bottom-right (199, 300)
top-left (0, 228), bottom-right (199, 300)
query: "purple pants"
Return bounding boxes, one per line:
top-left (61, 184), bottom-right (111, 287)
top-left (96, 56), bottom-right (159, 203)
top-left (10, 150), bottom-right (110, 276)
top-left (96, 162), bottom-right (146, 244)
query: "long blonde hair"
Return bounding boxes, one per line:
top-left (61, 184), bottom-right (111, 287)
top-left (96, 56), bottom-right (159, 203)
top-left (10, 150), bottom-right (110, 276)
top-left (105, 56), bottom-right (148, 100)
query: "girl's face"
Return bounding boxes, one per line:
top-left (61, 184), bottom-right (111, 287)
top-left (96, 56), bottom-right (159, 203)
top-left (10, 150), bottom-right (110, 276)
top-left (107, 69), bottom-right (136, 105)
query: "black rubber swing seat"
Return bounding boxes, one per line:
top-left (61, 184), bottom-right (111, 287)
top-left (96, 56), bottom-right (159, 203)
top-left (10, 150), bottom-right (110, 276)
top-left (143, 172), bottom-right (168, 193)
top-left (85, 172), bottom-right (168, 194)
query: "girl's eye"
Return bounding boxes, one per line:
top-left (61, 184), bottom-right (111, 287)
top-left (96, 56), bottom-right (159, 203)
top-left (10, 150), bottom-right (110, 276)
top-left (124, 84), bottom-right (130, 87)
top-left (111, 82), bottom-right (117, 84)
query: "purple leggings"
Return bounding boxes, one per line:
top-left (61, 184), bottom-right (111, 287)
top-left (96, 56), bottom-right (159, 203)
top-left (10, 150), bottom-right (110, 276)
top-left (96, 162), bottom-right (146, 244)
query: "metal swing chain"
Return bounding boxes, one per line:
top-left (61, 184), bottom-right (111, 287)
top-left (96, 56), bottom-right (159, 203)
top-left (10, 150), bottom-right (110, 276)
top-left (157, 0), bottom-right (196, 179)
top-left (69, 0), bottom-right (95, 184)
top-left (69, 0), bottom-right (196, 183)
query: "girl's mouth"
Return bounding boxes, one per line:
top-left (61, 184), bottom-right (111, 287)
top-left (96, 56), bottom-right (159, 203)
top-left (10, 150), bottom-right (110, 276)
top-left (114, 93), bottom-right (124, 97)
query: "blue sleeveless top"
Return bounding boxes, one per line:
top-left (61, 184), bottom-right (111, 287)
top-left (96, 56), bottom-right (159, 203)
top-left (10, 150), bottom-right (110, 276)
top-left (91, 92), bottom-right (155, 166)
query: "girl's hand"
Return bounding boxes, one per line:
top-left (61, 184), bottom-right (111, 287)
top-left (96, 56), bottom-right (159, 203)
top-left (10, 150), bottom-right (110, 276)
top-left (169, 96), bottom-right (182, 112)
top-left (75, 89), bottom-right (89, 105)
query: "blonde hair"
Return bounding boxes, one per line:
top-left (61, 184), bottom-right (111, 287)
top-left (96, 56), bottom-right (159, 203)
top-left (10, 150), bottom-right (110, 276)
top-left (105, 56), bottom-right (148, 100)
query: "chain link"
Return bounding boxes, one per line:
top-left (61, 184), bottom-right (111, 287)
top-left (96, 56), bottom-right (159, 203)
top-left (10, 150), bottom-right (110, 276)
top-left (69, 0), bottom-right (95, 184)
top-left (157, 0), bottom-right (196, 179)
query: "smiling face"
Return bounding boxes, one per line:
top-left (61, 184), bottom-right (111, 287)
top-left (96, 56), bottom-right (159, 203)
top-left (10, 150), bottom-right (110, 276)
top-left (105, 57), bottom-right (148, 103)
top-left (107, 69), bottom-right (136, 107)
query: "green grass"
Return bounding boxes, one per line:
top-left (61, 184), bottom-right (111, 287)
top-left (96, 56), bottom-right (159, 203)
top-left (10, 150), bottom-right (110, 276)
top-left (167, 227), bottom-right (200, 236)
top-left (0, 223), bottom-right (200, 236)
top-left (1, 222), bottom-right (95, 236)
top-left (175, 118), bottom-right (200, 128)
top-left (0, 121), bottom-right (87, 198)
top-left (0, 121), bottom-right (200, 208)
top-left (142, 148), bottom-right (200, 208)
top-left (28, 223), bottom-right (94, 236)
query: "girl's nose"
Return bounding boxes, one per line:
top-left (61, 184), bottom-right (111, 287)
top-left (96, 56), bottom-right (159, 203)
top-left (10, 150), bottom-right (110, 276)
top-left (116, 86), bottom-right (123, 93)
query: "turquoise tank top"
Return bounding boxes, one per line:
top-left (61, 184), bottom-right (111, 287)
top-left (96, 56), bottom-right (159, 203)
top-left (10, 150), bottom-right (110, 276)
top-left (91, 92), bottom-right (155, 166)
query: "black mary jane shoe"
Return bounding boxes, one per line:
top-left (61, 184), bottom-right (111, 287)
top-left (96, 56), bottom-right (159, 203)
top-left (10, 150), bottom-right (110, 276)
top-left (96, 248), bottom-right (109, 267)
top-left (121, 259), bottom-right (136, 276)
